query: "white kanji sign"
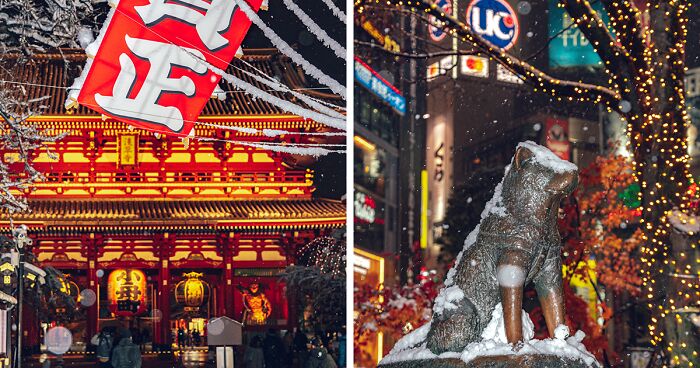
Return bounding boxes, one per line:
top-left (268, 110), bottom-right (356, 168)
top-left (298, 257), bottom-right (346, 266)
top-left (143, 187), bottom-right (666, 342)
top-left (135, 0), bottom-right (238, 51)
top-left (74, 0), bottom-right (264, 136)
top-left (95, 36), bottom-right (207, 132)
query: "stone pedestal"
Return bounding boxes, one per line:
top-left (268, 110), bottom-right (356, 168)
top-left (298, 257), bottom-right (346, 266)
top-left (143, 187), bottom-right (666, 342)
top-left (379, 354), bottom-right (592, 368)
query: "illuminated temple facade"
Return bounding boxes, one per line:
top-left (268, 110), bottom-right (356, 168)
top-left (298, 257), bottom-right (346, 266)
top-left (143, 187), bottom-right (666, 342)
top-left (1, 50), bottom-right (345, 352)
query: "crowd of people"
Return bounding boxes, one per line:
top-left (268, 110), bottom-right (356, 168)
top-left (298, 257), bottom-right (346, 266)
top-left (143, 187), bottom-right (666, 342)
top-left (243, 329), bottom-right (346, 368)
top-left (176, 327), bottom-right (203, 348)
top-left (87, 326), bottom-right (346, 368)
top-left (90, 327), bottom-right (143, 368)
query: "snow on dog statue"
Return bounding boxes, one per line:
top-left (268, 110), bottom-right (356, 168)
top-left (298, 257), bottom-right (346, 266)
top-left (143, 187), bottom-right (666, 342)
top-left (379, 142), bottom-right (599, 368)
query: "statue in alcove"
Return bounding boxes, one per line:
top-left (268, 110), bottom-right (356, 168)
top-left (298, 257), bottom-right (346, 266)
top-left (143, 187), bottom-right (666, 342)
top-left (238, 283), bottom-right (272, 325)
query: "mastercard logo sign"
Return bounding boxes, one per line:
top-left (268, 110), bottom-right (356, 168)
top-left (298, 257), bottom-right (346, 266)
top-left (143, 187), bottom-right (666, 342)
top-left (460, 55), bottom-right (489, 78)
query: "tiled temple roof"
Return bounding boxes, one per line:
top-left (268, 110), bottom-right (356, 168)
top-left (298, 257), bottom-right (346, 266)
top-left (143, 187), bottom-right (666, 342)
top-left (0, 49), bottom-right (342, 116)
top-left (3, 198), bottom-right (345, 232)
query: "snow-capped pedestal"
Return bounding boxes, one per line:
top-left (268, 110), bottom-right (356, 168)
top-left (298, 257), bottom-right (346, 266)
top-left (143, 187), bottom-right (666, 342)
top-left (378, 304), bottom-right (598, 368)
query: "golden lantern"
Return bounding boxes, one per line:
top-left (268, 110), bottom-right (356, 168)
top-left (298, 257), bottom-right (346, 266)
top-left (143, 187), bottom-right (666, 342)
top-left (107, 269), bottom-right (147, 316)
top-left (174, 272), bottom-right (210, 311)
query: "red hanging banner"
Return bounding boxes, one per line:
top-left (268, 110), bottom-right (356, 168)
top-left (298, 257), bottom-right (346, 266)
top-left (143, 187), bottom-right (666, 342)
top-left (76, 0), bottom-right (264, 137)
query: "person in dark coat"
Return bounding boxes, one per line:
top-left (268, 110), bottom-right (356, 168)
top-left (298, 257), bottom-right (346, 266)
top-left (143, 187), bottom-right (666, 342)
top-left (304, 338), bottom-right (337, 368)
top-left (244, 335), bottom-right (265, 368)
top-left (262, 329), bottom-right (285, 368)
top-left (177, 327), bottom-right (185, 350)
top-left (111, 330), bottom-right (142, 368)
top-left (90, 328), bottom-right (113, 368)
top-left (293, 329), bottom-right (309, 368)
top-left (337, 332), bottom-right (346, 368)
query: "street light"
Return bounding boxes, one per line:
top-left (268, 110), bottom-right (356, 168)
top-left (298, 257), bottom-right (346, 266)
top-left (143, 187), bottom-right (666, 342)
top-left (0, 226), bottom-right (46, 368)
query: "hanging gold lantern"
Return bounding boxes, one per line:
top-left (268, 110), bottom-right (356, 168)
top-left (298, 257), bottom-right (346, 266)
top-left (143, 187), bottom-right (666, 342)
top-left (175, 272), bottom-right (210, 311)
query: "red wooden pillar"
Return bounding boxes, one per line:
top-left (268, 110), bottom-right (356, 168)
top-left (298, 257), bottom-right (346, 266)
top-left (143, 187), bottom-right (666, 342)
top-left (84, 234), bottom-right (101, 341)
top-left (154, 233), bottom-right (173, 351)
top-left (219, 232), bottom-right (238, 318)
top-left (86, 259), bottom-right (99, 339)
top-left (159, 259), bottom-right (171, 350)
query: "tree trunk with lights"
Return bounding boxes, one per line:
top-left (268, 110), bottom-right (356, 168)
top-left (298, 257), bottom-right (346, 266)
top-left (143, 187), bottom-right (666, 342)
top-left (366, 0), bottom-right (698, 364)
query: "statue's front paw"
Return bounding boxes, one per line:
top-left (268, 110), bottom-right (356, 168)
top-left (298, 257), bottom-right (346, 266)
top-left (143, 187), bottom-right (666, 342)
top-left (512, 341), bottom-right (525, 352)
top-left (554, 324), bottom-right (570, 340)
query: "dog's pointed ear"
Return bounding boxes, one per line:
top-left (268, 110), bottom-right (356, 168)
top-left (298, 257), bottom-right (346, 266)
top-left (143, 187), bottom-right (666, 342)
top-left (514, 146), bottom-right (534, 170)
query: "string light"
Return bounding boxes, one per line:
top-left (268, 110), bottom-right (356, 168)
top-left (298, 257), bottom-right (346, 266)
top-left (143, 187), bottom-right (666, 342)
top-left (297, 236), bottom-right (346, 277)
top-left (356, 0), bottom-right (699, 365)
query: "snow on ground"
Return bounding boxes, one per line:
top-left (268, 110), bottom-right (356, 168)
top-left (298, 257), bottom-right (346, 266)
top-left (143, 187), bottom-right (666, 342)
top-left (380, 304), bottom-right (599, 367)
top-left (668, 210), bottom-right (700, 234)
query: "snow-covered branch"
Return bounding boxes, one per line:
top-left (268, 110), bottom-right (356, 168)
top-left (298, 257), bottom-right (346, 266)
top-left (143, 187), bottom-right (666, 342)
top-left (0, 85), bottom-right (65, 214)
top-left (0, 0), bottom-right (98, 53)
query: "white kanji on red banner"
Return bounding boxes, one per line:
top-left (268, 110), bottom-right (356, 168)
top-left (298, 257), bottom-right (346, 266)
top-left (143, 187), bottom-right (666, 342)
top-left (135, 0), bottom-right (239, 51)
top-left (94, 36), bottom-right (207, 132)
top-left (74, 0), bottom-right (264, 136)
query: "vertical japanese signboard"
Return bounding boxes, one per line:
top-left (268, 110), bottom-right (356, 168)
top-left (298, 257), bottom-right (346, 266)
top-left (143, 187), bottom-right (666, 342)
top-left (74, 0), bottom-right (264, 137)
top-left (545, 117), bottom-right (570, 161)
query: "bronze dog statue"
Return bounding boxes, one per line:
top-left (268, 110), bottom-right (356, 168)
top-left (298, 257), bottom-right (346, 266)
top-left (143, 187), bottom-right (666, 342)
top-left (426, 142), bottom-right (578, 353)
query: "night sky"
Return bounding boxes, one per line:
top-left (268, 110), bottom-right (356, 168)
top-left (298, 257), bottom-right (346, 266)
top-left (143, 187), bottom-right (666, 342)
top-left (243, 0), bottom-right (348, 200)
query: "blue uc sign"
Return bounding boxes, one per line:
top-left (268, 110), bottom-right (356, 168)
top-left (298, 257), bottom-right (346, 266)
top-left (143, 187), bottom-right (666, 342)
top-left (466, 0), bottom-right (519, 51)
top-left (429, 0), bottom-right (452, 42)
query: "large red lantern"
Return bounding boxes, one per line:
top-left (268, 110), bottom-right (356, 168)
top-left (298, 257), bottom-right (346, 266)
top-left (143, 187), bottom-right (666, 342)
top-left (107, 269), bottom-right (147, 316)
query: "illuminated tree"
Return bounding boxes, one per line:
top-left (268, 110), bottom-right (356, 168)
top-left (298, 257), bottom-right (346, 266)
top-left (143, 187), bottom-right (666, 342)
top-left (283, 231), bottom-right (347, 333)
top-left (355, 0), bottom-right (698, 363)
top-left (353, 278), bottom-right (440, 365)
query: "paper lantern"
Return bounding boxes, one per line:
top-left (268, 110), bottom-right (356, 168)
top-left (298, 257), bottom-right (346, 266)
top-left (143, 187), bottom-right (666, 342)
top-left (175, 272), bottom-right (210, 311)
top-left (107, 269), bottom-right (147, 316)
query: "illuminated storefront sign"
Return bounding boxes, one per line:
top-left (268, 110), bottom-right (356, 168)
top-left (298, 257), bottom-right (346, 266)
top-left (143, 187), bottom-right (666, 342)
top-left (427, 62), bottom-right (441, 80)
top-left (353, 248), bottom-right (386, 365)
top-left (420, 170), bottom-right (429, 249)
top-left (427, 56), bottom-right (460, 81)
top-left (361, 19), bottom-right (400, 52)
top-left (548, 0), bottom-right (611, 67)
top-left (686, 67), bottom-right (700, 156)
top-left (70, 0), bottom-right (264, 137)
top-left (428, 0), bottom-right (452, 42)
top-left (563, 260), bottom-right (599, 320)
top-left (354, 191), bottom-right (377, 224)
top-left (466, 0), bottom-right (519, 51)
top-left (354, 57), bottom-right (406, 115)
top-left (545, 117), bottom-right (570, 161)
top-left (108, 269), bottom-right (147, 316)
top-left (460, 55), bottom-right (489, 78)
top-left (496, 64), bottom-right (524, 84)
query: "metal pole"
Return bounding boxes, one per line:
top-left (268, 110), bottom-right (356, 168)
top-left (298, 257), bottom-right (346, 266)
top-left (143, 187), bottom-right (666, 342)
top-left (14, 246), bottom-right (22, 368)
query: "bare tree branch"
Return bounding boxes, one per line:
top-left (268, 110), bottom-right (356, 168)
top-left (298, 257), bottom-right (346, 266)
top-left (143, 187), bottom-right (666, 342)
top-left (355, 39), bottom-right (479, 59)
top-left (386, 0), bottom-right (622, 109)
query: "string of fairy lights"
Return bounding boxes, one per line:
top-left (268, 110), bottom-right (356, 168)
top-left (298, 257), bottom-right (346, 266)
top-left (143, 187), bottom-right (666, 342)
top-left (355, 0), bottom-right (699, 365)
